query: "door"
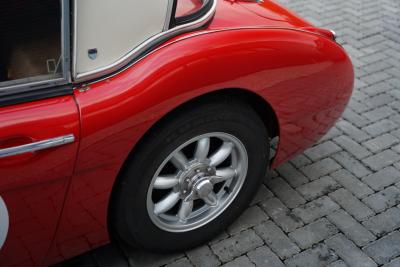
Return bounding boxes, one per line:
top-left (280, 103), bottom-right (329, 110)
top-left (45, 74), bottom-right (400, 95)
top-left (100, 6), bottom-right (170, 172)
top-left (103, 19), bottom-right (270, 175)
top-left (0, 97), bottom-right (80, 267)
top-left (0, 1), bottom-right (79, 266)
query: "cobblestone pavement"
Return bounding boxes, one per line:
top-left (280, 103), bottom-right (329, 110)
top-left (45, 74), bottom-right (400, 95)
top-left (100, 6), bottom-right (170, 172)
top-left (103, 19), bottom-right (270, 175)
top-left (125, 0), bottom-right (400, 266)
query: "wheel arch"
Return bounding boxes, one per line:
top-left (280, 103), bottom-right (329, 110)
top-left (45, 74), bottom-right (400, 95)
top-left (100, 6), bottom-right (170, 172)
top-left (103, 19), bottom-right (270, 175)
top-left (107, 88), bottom-right (279, 236)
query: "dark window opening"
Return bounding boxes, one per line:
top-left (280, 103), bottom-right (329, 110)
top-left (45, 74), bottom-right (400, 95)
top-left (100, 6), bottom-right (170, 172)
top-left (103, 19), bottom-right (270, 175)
top-left (0, 0), bottom-right (63, 87)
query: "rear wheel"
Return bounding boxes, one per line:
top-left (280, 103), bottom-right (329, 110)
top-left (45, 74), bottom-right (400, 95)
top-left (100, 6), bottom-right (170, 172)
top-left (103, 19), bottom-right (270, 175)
top-left (111, 98), bottom-right (269, 251)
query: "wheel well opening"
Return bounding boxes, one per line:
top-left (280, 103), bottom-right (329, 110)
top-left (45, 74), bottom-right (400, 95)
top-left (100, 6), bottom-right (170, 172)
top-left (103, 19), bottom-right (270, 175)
top-left (107, 88), bottom-right (279, 238)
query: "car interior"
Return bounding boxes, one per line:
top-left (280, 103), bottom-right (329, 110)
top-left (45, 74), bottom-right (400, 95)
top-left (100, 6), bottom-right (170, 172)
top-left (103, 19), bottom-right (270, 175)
top-left (0, 0), bottom-right (62, 87)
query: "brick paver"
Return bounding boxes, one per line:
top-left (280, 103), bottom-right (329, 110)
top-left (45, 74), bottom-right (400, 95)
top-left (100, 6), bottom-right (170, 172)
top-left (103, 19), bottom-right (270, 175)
top-left (126, 0), bottom-right (400, 266)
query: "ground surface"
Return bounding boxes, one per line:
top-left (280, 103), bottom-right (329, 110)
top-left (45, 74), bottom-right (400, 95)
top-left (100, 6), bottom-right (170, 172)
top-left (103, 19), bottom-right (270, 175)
top-left (61, 0), bottom-right (400, 266)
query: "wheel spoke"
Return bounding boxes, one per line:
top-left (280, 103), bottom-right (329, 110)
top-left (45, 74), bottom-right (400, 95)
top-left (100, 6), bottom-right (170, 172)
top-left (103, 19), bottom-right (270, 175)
top-left (154, 191), bottom-right (180, 215)
top-left (209, 142), bottom-right (234, 166)
top-left (194, 137), bottom-right (210, 161)
top-left (209, 167), bottom-right (237, 184)
top-left (201, 191), bottom-right (218, 207)
top-left (178, 200), bottom-right (193, 222)
top-left (154, 175), bottom-right (179, 189)
top-left (170, 151), bottom-right (188, 171)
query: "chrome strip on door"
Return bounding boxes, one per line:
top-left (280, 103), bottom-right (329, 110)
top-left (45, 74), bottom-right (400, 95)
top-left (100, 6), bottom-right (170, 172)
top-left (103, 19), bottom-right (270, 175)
top-left (0, 134), bottom-right (75, 159)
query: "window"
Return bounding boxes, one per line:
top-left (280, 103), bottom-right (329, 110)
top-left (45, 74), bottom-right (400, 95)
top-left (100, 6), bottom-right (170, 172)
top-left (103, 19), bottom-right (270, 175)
top-left (73, 0), bottom-right (172, 81)
top-left (73, 0), bottom-right (216, 82)
top-left (0, 0), bottom-right (69, 90)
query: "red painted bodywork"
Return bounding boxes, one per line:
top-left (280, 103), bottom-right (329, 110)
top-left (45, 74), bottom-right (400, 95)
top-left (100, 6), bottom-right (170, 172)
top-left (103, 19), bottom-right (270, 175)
top-left (176, 0), bottom-right (203, 17)
top-left (0, 0), bottom-right (354, 266)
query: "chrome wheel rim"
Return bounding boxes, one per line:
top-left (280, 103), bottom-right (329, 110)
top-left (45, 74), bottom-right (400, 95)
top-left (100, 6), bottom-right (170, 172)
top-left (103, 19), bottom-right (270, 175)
top-left (146, 132), bottom-right (248, 232)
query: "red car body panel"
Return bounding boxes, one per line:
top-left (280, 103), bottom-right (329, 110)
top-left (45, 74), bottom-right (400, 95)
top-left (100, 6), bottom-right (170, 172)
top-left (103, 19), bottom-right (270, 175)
top-left (0, 97), bottom-right (80, 266)
top-left (0, 1), bottom-right (354, 266)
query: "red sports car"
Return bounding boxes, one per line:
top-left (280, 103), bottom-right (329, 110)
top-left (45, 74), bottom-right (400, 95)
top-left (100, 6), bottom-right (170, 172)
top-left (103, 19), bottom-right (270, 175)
top-left (0, 0), bottom-right (354, 266)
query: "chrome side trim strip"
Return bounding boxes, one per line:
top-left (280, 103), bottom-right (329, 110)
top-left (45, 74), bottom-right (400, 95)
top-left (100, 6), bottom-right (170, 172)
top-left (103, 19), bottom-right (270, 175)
top-left (164, 0), bottom-right (176, 31)
top-left (0, 134), bottom-right (75, 159)
top-left (73, 0), bottom-right (217, 83)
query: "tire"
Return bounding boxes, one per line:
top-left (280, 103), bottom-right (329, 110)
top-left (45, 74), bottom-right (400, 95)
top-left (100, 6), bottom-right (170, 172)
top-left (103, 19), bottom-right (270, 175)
top-left (110, 97), bottom-right (270, 252)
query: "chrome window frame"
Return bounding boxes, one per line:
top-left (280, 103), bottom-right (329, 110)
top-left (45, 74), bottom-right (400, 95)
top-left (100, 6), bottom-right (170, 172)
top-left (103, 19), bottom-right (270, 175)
top-left (0, 0), bottom-right (71, 96)
top-left (73, 0), bottom-right (217, 83)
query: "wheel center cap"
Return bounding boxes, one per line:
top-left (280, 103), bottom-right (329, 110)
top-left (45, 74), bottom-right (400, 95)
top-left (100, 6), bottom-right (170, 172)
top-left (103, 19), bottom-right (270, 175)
top-left (194, 179), bottom-right (213, 198)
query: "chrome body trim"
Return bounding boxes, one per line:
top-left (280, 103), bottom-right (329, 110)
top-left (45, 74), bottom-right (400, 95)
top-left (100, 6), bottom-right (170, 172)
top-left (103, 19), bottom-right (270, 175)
top-left (330, 29), bottom-right (337, 41)
top-left (0, 134), bottom-right (75, 159)
top-left (164, 0), bottom-right (176, 31)
top-left (73, 0), bottom-right (217, 83)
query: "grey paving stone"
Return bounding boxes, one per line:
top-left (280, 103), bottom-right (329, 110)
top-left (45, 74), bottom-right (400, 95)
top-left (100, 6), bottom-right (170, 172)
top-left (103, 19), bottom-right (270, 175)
top-left (362, 186), bottom-right (400, 213)
top-left (276, 162), bottom-right (309, 188)
top-left (260, 197), bottom-right (303, 233)
top-left (364, 106), bottom-right (396, 122)
top-left (166, 258), bottom-right (194, 267)
top-left (126, 250), bottom-right (184, 267)
top-left (296, 176), bottom-right (340, 201)
top-left (363, 231), bottom-right (400, 265)
top-left (210, 230), bottom-right (263, 263)
top-left (221, 256), bottom-right (255, 267)
top-left (343, 109), bottom-right (370, 128)
top-left (290, 154), bottom-right (312, 168)
top-left (227, 206), bottom-right (269, 235)
top-left (363, 134), bottom-right (399, 153)
top-left (363, 207), bottom-right (400, 237)
top-left (362, 150), bottom-right (400, 171)
top-left (328, 260), bottom-right (348, 267)
top-left (334, 135), bottom-right (372, 159)
top-left (393, 143), bottom-right (400, 154)
top-left (336, 121), bottom-right (370, 142)
top-left (363, 82), bottom-right (394, 97)
top-left (305, 141), bottom-right (342, 161)
top-left (292, 196), bottom-right (340, 224)
top-left (392, 129), bottom-right (400, 140)
top-left (332, 151), bottom-right (372, 178)
top-left (366, 94), bottom-right (394, 109)
top-left (254, 221), bottom-right (300, 259)
top-left (300, 158), bottom-right (342, 180)
top-left (186, 246), bottom-right (220, 267)
top-left (362, 167), bottom-right (400, 191)
top-left (363, 119), bottom-right (399, 137)
top-left (331, 169), bottom-right (374, 199)
top-left (289, 218), bottom-right (338, 249)
top-left (329, 188), bottom-right (375, 221)
top-left (326, 234), bottom-right (377, 267)
top-left (250, 184), bottom-right (274, 206)
top-left (266, 178), bottom-right (306, 209)
top-left (209, 231), bottom-right (229, 246)
top-left (247, 246), bottom-right (285, 267)
top-left (285, 243), bottom-right (338, 267)
top-left (383, 257), bottom-right (400, 267)
top-left (319, 127), bottom-right (343, 142)
top-left (327, 209), bottom-right (376, 247)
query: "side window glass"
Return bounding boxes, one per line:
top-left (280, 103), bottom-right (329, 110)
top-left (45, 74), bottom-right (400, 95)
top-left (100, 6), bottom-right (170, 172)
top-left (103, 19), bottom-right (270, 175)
top-left (0, 0), bottom-right (64, 88)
